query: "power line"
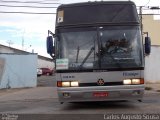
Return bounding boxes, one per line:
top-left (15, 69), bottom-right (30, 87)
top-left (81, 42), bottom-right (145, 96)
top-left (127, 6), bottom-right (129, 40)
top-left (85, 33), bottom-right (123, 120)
top-left (144, 0), bottom-right (150, 6)
top-left (0, 4), bottom-right (58, 8)
top-left (0, 11), bottom-right (56, 14)
top-left (44, 0), bottom-right (59, 1)
top-left (0, 0), bottom-right (60, 4)
top-left (139, 14), bottom-right (160, 15)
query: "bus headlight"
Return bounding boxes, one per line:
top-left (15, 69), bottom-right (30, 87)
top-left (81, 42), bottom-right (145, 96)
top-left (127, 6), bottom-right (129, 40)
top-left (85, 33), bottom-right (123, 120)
top-left (123, 79), bottom-right (132, 85)
top-left (123, 78), bottom-right (144, 85)
top-left (132, 79), bottom-right (140, 84)
top-left (62, 82), bottom-right (70, 87)
top-left (71, 81), bottom-right (79, 87)
top-left (57, 81), bottom-right (79, 87)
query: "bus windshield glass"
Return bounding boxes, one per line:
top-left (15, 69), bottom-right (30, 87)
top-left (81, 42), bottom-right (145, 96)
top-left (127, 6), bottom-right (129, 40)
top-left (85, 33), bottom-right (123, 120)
top-left (56, 26), bottom-right (143, 70)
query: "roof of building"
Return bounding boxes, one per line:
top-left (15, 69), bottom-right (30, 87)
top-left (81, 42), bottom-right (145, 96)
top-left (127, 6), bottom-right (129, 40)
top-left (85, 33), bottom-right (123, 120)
top-left (0, 44), bottom-right (53, 62)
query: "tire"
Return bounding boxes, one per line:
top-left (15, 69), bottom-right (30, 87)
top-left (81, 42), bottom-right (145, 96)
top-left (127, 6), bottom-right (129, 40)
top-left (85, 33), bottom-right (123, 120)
top-left (46, 73), bottom-right (50, 76)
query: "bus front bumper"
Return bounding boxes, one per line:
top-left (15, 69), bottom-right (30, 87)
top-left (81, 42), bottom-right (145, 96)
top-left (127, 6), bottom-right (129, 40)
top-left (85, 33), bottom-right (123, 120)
top-left (57, 85), bottom-right (145, 103)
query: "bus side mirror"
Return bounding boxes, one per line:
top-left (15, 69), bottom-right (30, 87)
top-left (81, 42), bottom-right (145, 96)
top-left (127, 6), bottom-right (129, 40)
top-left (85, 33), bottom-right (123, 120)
top-left (46, 36), bottom-right (55, 58)
top-left (145, 37), bottom-right (151, 55)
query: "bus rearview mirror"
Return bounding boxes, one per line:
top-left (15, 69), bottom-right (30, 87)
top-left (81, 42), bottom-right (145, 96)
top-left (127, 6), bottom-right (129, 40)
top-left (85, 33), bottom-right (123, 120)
top-left (145, 37), bottom-right (151, 55)
top-left (46, 36), bottom-right (55, 56)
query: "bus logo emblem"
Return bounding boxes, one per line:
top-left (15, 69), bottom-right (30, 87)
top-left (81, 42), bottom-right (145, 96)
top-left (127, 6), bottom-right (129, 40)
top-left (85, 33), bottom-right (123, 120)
top-left (97, 79), bottom-right (105, 86)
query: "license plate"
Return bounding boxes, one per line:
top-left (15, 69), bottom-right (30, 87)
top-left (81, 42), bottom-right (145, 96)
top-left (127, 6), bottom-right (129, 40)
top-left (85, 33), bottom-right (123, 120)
top-left (93, 92), bottom-right (108, 97)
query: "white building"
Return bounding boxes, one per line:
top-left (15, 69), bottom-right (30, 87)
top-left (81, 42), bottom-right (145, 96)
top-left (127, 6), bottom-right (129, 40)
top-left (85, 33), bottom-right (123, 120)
top-left (143, 15), bottom-right (160, 83)
top-left (0, 44), bottom-right (54, 69)
top-left (0, 54), bottom-right (37, 89)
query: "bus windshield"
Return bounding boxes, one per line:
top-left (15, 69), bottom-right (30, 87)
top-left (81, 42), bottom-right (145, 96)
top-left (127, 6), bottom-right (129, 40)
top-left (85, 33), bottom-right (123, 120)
top-left (56, 26), bottom-right (143, 70)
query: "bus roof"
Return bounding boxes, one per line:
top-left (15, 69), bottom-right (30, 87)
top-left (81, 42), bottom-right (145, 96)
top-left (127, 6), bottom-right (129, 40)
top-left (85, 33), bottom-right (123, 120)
top-left (56, 1), bottom-right (139, 27)
top-left (58, 1), bottom-right (136, 8)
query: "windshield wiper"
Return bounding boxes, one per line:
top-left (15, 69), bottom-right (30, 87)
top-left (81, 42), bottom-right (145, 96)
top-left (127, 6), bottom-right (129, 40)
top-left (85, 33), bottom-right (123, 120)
top-left (76, 46), bottom-right (80, 63)
top-left (79, 47), bottom-right (94, 68)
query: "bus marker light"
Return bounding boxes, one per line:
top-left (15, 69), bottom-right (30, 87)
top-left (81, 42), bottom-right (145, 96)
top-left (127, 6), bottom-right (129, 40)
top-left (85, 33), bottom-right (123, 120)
top-left (140, 79), bottom-right (144, 84)
top-left (63, 93), bottom-right (70, 97)
top-left (132, 90), bottom-right (140, 95)
top-left (57, 81), bottom-right (62, 87)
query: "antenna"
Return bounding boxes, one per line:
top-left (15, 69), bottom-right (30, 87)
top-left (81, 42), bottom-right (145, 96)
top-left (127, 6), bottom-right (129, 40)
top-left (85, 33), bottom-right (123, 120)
top-left (22, 37), bottom-right (24, 50)
top-left (22, 29), bottom-right (25, 50)
top-left (6, 40), bottom-right (14, 47)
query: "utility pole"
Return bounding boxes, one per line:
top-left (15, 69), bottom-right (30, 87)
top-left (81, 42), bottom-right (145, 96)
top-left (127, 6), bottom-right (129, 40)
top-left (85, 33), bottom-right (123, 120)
top-left (139, 6), bottom-right (143, 34)
top-left (22, 29), bottom-right (25, 50)
top-left (22, 37), bottom-right (24, 50)
top-left (6, 40), bottom-right (14, 47)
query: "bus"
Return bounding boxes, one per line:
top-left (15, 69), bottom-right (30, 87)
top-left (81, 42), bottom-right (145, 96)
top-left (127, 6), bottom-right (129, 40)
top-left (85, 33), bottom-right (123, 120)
top-left (47, 1), bottom-right (151, 104)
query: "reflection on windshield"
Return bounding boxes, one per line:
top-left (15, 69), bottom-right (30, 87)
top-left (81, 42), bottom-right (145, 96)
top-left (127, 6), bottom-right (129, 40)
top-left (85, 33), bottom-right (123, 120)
top-left (56, 26), bottom-right (143, 70)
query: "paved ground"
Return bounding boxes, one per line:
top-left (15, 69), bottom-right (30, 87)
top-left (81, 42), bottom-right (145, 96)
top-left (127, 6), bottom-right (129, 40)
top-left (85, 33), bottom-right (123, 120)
top-left (145, 83), bottom-right (160, 92)
top-left (0, 76), bottom-right (160, 120)
top-left (37, 75), bottom-right (56, 87)
top-left (0, 87), bottom-right (57, 102)
top-left (0, 86), bottom-right (160, 114)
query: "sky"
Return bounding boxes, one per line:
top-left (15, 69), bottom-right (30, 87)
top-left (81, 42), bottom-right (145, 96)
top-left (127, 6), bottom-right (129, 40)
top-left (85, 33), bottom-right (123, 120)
top-left (0, 0), bottom-right (160, 58)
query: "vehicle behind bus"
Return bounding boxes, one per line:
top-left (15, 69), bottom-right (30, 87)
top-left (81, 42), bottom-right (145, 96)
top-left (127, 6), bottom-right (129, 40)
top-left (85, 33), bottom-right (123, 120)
top-left (47, 1), bottom-right (151, 104)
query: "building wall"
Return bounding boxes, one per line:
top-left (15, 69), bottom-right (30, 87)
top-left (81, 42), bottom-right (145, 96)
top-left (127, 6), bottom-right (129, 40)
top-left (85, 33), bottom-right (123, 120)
top-left (143, 15), bottom-right (160, 45)
top-left (0, 54), bottom-right (37, 89)
top-left (38, 58), bottom-right (54, 69)
top-left (145, 46), bottom-right (160, 83)
top-left (143, 16), bottom-right (160, 83)
top-left (0, 45), bottom-right (53, 69)
top-left (0, 47), bottom-right (14, 53)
